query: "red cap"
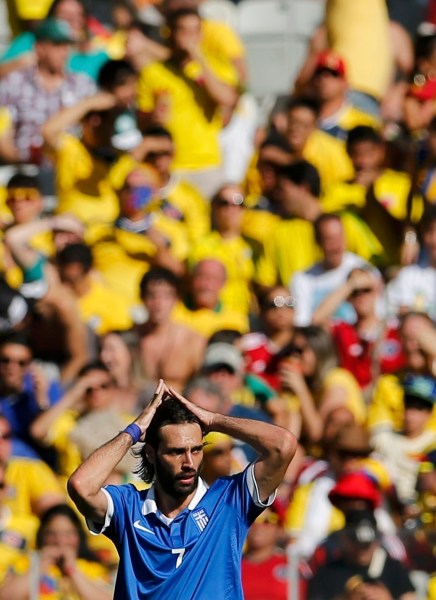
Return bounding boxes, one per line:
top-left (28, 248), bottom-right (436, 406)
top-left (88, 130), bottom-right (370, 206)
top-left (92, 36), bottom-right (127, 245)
top-left (315, 50), bottom-right (346, 78)
top-left (328, 471), bottom-right (382, 510)
top-left (408, 75), bottom-right (436, 102)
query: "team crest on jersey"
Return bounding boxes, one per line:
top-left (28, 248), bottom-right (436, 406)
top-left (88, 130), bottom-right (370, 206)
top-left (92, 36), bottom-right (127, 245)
top-left (192, 508), bottom-right (209, 532)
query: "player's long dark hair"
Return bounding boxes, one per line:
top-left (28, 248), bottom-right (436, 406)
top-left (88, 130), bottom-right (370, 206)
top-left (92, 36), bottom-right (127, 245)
top-left (134, 397), bottom-right (204, 483)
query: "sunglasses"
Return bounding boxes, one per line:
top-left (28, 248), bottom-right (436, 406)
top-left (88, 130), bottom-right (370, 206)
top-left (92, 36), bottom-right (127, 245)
top-left (85, 382), bottom-right (111, 394)
top-left (263, 295), bottom-right (296, 310)
top-left (6, 188), bottom-right (40, 202)
top-left (147, 150), bottom-right (173, 160)
top-left (349, 288), bottom-right (373, 299)
top-left (315, 68), bottom-right (342, 78)
top-left (0, 357), bottom-right (31, 367)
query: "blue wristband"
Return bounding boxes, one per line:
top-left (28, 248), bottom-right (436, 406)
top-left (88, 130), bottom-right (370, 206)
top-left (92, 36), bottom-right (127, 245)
top-left (123, 423), bottom-right (142, 445)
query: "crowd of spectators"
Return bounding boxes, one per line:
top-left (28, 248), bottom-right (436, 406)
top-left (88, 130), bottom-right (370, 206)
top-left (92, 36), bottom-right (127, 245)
top-left (3, 0), bottom-right (436, 598)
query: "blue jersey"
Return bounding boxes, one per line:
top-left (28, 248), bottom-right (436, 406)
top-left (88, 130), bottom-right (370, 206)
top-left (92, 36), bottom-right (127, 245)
top-left (89, 464), bottom-right (271, 599)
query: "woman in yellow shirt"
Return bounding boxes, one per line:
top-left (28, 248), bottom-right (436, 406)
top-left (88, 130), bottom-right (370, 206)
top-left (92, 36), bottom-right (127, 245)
top-left (0, 503), bottom-right (112, 600)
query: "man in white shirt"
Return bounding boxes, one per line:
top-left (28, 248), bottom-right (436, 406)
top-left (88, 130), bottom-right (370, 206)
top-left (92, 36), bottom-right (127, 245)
top-left (291, 213), bottom-right (379, 326)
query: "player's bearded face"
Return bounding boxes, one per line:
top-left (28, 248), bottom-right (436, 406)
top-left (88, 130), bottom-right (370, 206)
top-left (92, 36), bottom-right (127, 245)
top-left (155, 454), bottom-right (201, 498)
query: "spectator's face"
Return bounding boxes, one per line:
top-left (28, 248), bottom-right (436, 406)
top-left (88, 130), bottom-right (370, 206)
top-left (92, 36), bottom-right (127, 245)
top-left (289, 333), bottom-right (316, 377)
top-left (423, 221), bottom-right (436, 263)
top-left (53, 0), bottom-right (86, 38)
top-left (6, 187), bottom-right (43, 224)
top-left (317, 219), bottom-right (346, 268)
top-left (400, 315), bottom-right (430, 371)
top-left (212, 186), bottom-right (244, 234)
top-left (348, 273), bottom-right (377, 318)
top-left (0, 343), bottom-right (31, 391)
top-left (58, 262), bottom-right (88, 292)
top-left (348, 141), bottom-right (384, 173)
top-left (246, 509), bottom-right (282, 552)
top-left (152, 423), bottom-right (203, 498)
top-left (191, 261), bottom-right (226, 310)
top-left (145, 138), bottom-right (174, 179)
top-left (206, 367), bottom-right (242, 395)
top-left (313, 68), bottom-right (347, 102)
top-left (286, 107), bottom-right (316, 152)
top-left (202, 440), bottom-right (233, 482)
top-left (261, 288), bottom-right (295, 332)
top-left (188, 388), bottom-right (221, 412)
top-left (120, 169), bottom-right (158, 217)
top-left (36, 40), bottom-right (71, 74)
top-left (113, 75), bottom-right (138, 109)
top-left (142, 281), bottom-right (177, 324)
top-left (41, 514), bottom-right (80, 554)
top-left (83, 369), bottom-right (114, 410)
top-left (100, 333), bottom-right (132, 377)
top-left (0, 462), bottom-right (7, 506)
top-left (404, 401), bottom-right (432, 437)
top-left (170, 14), bottom-right (202, 54)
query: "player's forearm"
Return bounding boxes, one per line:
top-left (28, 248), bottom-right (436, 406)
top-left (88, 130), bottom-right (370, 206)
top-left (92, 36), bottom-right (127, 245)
top-left (211, 413), bottom-right (296, 466)
top-left (68, 433), bottom-right (134, 503)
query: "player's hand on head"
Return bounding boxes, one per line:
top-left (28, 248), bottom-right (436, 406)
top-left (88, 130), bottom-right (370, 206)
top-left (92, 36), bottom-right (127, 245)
top-left (135, 379), bottom-right (166, 440)
top-left (167, 386), bottom-right (215, 430)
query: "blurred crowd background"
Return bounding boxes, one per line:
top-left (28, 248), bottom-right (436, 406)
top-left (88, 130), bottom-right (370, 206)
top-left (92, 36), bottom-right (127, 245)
top-left (2, 0), bottom-right (436, 598)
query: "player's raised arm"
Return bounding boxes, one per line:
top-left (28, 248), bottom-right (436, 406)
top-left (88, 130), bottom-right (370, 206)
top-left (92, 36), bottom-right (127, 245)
top-left (67, 379), bottom-right (166, 523)
top-left (167, 387), bottom-right (297, 501)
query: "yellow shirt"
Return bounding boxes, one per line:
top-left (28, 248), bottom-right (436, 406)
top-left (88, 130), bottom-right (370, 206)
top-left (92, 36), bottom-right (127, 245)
top-left (10, 554), bottom-right (110, 599)
top-left (0, 511), bottom-right (38, 584)
top-left (162, 176), bottom-right (210, 243)
top-left (188, 232), bottom-right (255, 316)
top-left (172, 301), bottom-right (249, 337)
top-left (322, 367), bottom-right (367, 425)
top-left (54, 134), bottom-right (120, 229)
top-left (5, 457), bottom-right (64, 518)
top-left (368, 373), bottom-right (436, 432)
top-left (241, 208), bottom-right (280, 246)
top-left (78, 278), bottom-right (134, 334)
top-left (326, 0), bottom-right (392, 100)
top-left (303, 129), bottom-right (354, 188)
top-left (322, 104), bottom-right (380, 140)
top-left (201, 20), bottom-right (245, 63)
top-left (254, 218), bottom-right (321, 288)
top-left (322, 170), bottom-right (423, 265)
top-left (137, 58), bottom-right (236, 170)
top-left (8, 0), bottom-right (52, 20)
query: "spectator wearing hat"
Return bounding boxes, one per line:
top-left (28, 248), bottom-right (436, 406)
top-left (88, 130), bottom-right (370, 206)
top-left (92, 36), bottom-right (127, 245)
top-left (307, 509), bottom-right (416, 600)
top-left (0, 17), bottom-right (95, 165)
top-left (311, 51), bottom-right (380, 142)
top-left (371, 373), bottom-right (436, 510)
top-left (310, 471), bottom-right (405, 572)
top-left (0, 0), bottom-right (110, 82)
top-left (285, 423), bottom-right (389, 559)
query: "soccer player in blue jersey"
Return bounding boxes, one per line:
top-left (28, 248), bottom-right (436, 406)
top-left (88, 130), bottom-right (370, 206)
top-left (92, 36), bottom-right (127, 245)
top-left (67, 379), bottom-right (297, 599)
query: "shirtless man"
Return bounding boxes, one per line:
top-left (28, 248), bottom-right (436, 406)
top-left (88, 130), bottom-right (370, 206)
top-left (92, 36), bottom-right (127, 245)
top-left (138, 268), bottom-right (206, 391)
